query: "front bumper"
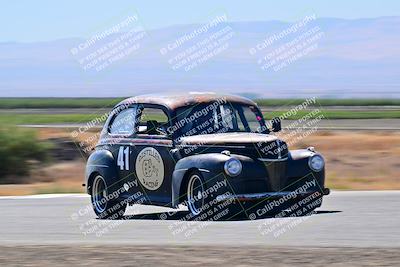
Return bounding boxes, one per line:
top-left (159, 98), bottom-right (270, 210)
top-left (216, 188), bottom-right (330, 202)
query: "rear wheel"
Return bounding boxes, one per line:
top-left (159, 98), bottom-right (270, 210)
top-left (91, 175), bottom-right (127, 219)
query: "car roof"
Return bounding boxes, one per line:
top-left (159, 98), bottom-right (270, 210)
top-left (115, 92), bottom-right (257, 111)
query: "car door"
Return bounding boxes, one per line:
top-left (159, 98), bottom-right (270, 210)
top-left (128, 104), bottom-right (176, 205)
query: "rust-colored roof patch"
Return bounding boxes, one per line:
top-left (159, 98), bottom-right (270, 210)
top-left (116, 92), bottom-right (256, 110)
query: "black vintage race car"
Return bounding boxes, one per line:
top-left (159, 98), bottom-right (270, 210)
top-left (85, 93), bottom-right (329, 220)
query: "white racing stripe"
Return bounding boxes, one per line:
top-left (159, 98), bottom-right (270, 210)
top-left (0, 194), bottom-right (89, 200)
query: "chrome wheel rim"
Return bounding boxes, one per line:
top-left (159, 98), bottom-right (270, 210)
top-left (187, 174), bottom-right (204, 215)
top-left (92, 175), bottom-right (107, 213)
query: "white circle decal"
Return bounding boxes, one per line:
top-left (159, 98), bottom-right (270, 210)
top-left (135, 147), bottom-right (164, 191)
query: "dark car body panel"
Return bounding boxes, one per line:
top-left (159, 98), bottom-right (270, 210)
top-left (86, 149), bottom-right (118, 193)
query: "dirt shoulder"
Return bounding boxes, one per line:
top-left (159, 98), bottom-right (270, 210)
top-left (0, 129), bottom-right (399, 195)
top-left (0, 245), bottom-right (399, 266)
top-left (292, 131), bottom-right (400, 190)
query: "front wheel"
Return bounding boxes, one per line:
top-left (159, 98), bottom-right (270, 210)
top-left (185, 171), bottom-right (236, 221)
top-left (186, 171), bottom-right (207, 217)
top-left (91, 175), bottom-right (127, 219)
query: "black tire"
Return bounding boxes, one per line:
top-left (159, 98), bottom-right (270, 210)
top-left (90, 174), bottom-right (127, 219)
top-left (185, 171), bottom-right (237, 221)
top-left (186, 171), bottom-right (209, 219)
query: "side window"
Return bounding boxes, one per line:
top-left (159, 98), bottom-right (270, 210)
top-left (235, 109), bottom-right (247, 131)
top-left (218, 104), bottom-right (240, 132)
top-left (219, 105), bottom-right (234, 130)
top-left (137, 106), bottom-right (169, 136)
top-left (109, 107), bottom-right (137, 135)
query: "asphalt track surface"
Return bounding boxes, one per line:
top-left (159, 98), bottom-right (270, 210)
top-left (1, 191), bottom-right (399, 247)
top-left (1, 191), bottom-right (399, 266)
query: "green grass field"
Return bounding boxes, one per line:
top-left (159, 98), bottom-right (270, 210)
top-left (0, 110), bottom-right (399, 125)
top-left (265, 110), bottom-right (400, 119)
top-left (0, 114), bottom-right (102, 125)
top-left (0, 98), bottom-right (399, 123)
top-left (0, 97), bottom-right (400, 109)
top-left (255, 98), bottom-right (400, 107)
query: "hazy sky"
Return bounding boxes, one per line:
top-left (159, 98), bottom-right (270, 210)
top-left (1, 0), bottom-right (399, 42)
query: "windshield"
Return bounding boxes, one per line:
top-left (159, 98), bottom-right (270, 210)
top-left (172, 102), bottom-right (267, 138)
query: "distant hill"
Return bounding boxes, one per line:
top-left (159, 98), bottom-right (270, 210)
top-left (0, 17), bottom-right (399, 98)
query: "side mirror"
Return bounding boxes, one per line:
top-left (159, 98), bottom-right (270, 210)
top-left (271, 117), bottom-right (281, 132)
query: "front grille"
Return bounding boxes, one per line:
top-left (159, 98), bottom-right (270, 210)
top-left (263, 160), bottom-right (288, 191)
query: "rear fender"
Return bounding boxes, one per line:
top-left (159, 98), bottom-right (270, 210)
top-left (85, 149), bottom-right (118, 194)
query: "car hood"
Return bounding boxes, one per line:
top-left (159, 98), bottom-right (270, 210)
top-left (179, 132), bottom-right (280, 147)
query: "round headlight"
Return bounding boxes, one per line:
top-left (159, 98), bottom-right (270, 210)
top-left (308, 154), bottom-right (324, 172)
top-left (224, 158), bottom-right (242, 177)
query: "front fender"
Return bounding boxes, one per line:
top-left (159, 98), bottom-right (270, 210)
top-left (286, 149), bottom-right (326, 190)
top-left (171, 153), bottom-right (231, 207)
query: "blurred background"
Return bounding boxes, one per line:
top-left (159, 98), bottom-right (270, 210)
top-left (0, 0), bottom-right (399, 195)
